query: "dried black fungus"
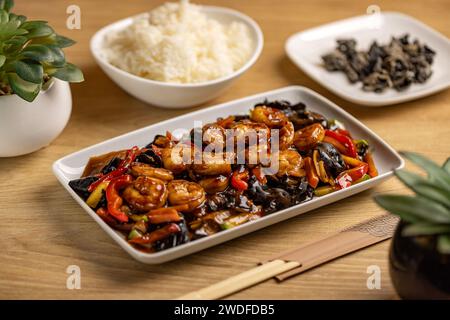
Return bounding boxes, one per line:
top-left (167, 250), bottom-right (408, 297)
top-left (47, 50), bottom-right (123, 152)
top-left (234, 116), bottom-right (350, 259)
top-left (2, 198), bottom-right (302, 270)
top-left (154, 219), bottom-right (190, 252)
top-left (136, 148), bottom-right (162, 167)
top-left (316, 143), bottom-right (346, 176)
top-left (101, 157), bottom-right (121, 174)
top-left (68, 176), bottom-right (98, 200)
top-left (322, 34), bottom-right (435, 92)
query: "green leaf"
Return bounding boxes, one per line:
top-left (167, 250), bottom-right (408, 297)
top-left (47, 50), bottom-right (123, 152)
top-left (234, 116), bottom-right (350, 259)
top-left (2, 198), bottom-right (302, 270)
top-left (373, 195), bottom-right (450, 224)
top-left (8, 13), bottom-right (26, 24)
top-left (395, 170), bottom-right (450, 208)
top-left (21, 44), bottom-right (53, 62)
top-left (444, 157), bottom-right (450, 174)
top-left (0, 55), bottom-right (5, 68)
top-left (47, 45), bottom-right (65, 67)
top-left (13, 60), bottom-right (43, 84)
top-left (0, 8), bottom-right (8, 23)
top-left (0, 0), bottom-right (14, 12)
top-left (48, 63), bottom-right (84, 82)
top-left (437, 235), bottom-right (450, 255)
top-left (400, 151), bottom-right (450, 191)
top-left (7, 73), bottom-right (41, 102)
top-left (55, 34), bottom-right (76, 48)
top-left (25, 25), bottom-right (54, 38)
top-left (0, 22), bottom-right (27, 40)
top-left (402, 223), bottom-right (450, 237)
top-left (4, 35), bottom-right (27, 46)
top-left (20, 20), bottom-right (48, 29)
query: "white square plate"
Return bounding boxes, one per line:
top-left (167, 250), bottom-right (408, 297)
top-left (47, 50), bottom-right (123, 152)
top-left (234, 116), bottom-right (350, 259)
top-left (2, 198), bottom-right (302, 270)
top-left (285, 12), bottom-right (450, 106)
top-left (53, 86), bottom-right (404, 264)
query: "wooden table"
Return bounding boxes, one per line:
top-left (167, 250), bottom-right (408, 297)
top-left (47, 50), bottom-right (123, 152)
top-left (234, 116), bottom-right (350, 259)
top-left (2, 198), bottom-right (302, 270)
top-left (1, 0), bottom-right (448, 299)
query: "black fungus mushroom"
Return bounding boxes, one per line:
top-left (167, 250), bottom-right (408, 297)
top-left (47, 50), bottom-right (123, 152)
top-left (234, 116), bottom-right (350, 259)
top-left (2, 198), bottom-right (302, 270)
top-left (68, 176), bottom-right (98, 200)
top-left (322, 34), bottom-right (435, 93)
top-left (316, 142), bottom-right (346, 177)
top-left (153, 219), bottom-right (190, 251)
top-left (136, 148), bottom-right (163, 167)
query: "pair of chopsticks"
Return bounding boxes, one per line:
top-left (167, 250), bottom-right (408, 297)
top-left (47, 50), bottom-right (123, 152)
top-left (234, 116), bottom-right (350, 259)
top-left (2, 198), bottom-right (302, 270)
top-left (177, 214), bottom-right (399, 300)
top-left (177, 259), bottom-right (300, 300)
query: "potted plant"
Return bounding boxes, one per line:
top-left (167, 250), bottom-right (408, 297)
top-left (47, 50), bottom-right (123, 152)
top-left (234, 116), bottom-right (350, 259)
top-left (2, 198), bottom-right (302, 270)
top-left (0, 0), bottom-right (83, 157)
top-left (374, 151), bottom-right (450, 299)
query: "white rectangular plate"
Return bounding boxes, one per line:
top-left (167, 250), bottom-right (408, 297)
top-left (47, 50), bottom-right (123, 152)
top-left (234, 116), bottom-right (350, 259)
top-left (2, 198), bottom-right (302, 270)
top-left (53, 86), bottom-right (404, 264)
top-left (286, 12), bottom-right (450, 106)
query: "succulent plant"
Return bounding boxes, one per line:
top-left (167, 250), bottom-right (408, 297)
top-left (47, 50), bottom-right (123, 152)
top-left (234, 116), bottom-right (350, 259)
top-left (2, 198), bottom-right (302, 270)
top-left (374, 152), bottom-right (450, 254)
top-left (0, 0), bottom-right (83, 102)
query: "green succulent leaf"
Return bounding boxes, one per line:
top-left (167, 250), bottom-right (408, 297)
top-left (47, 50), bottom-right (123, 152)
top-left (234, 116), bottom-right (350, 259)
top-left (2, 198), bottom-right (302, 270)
top-left (0, 0), bottom-right (14, 12)
top-left (0, 2), bottom-right (83, 101)
top-left (0, 22), bottom-right (27, 39)
top-left (12, 60), bottom-right (43, 84)
top-left (395, 170), bottom-right (450, 208)
top-left (25, 25), bottom-right (54, 38)
top-left (8, 13), bottom-right (25, 24)
top-left (48, 62), bottom-right (84, 82)
top-left (20, 44), bottom-right (53, 62)
top-left (400, 151), bottom-right (450, 191)
top-left (20, 20), bottom-right (47, 29)
top-left (402, 223), bottom-right (450, 237)
top-left (55, 34), bottom-right (76, 48)
top-left (373, 194), bottom-right (450, 224)
top-left (7, 73), bottom-right (41, 102)
top-left (444, 157), bottom-right (450, 174)
top-left (0, 8), bottom-right (8, 23)
top-left (46, 44), bottom-right (65, 67)
top-left (437, 235), bottom-right (450, 254)
top-left (4, 34), bottom-right (27, 45)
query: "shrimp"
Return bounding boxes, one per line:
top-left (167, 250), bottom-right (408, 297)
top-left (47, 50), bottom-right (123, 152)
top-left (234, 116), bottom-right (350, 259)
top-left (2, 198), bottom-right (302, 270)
top-left (167, 180), bottom-right (206, 212)
top-left (276, 149), bottom-right (305, 177)
top-left (161, 144), bottom-right (194, 174)
top-left (278, 121), bottom-right (294, 150)
top-left (198, 175), bottom-right (230, 194)
top-left (250, 106), bottom-right (289, 128)
top-left (122, 176), bottom-right (168, 212)
top-left (202, 123), bottom-right (226, 150)
top-left (229, 120), bottom-right (270, 147)
top-left (293, 123), bottom-right (325, 151)
top-left (192, 152), bottom-right (233, 176)
top-left (130, 163), bottom-right (174, 182)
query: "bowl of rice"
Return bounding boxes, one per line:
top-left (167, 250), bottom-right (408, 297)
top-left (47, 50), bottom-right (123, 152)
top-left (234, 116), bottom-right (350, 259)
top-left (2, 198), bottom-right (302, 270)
top-left (90, 1), bottom-right (263, 108)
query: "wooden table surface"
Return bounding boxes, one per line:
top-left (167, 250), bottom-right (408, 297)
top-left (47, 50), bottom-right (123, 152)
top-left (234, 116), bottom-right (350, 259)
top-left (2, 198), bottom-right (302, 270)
top-left (1, 0), bottom-right (449, 300)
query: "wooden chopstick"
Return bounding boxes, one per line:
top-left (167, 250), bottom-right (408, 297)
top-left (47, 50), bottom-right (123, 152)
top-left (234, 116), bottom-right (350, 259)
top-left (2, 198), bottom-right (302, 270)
top-left (177, 259), bottom-right (300, 300)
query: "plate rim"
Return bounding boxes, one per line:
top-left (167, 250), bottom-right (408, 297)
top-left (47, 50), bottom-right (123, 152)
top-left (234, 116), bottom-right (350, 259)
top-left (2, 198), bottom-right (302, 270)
top-left (285, 11), bottom-right (450, 106)
top-left (53, 85), bottom-right (405, 263)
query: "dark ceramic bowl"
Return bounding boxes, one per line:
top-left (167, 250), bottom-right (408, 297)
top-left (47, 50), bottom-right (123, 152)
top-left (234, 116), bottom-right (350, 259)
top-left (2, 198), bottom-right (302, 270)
top-left (389, 221), bottom-right (450, 299)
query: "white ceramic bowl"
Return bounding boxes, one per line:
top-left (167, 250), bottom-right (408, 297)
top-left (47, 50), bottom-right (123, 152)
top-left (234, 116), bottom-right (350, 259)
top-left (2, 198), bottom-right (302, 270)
top-left (90, 6), bottom-right (264, 108)
top-left (0, 79), bottom-right (72, 157)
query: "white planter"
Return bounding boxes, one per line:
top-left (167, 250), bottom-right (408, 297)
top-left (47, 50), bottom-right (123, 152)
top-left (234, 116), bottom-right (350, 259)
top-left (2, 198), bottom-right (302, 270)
top-left (0, 79), bottom-right (72, 157)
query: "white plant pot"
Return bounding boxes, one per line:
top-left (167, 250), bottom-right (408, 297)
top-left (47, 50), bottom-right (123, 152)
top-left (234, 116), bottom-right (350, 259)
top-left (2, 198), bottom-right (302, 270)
top-left (0, 79), bottom-right (72, 157)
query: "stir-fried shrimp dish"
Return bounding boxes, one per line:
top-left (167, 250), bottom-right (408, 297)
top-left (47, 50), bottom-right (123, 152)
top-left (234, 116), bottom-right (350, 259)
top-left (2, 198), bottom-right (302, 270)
top-left (69, 100), bottom-right (378, 252)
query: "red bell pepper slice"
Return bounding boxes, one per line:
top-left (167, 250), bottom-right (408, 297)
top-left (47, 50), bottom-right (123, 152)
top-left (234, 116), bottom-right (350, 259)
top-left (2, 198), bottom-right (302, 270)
top-left (128, 223), bottom-right (181, 245)
top-left (88, 146), bottom-right (140, 192)
top-left (335, 128), bottom-right (351, 138)
top-left (335, 163), bottom-right (369, 189)
top-left (231, 169), bottom-right (249, 191)
top-left (106, 174), bottom-right (133, 222)
top-left (304, 157), bottom-right (319, 188)
top-left (88, 167), bottom-right (127, 192)
top-left (118, 146), bottom-right (140, 168)
top-left (147, 208), bottom-right (182, 224)
top-left (364, 152), bottom-right (378, 177)
top-left (325, 130), bottom-right (357, 158)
